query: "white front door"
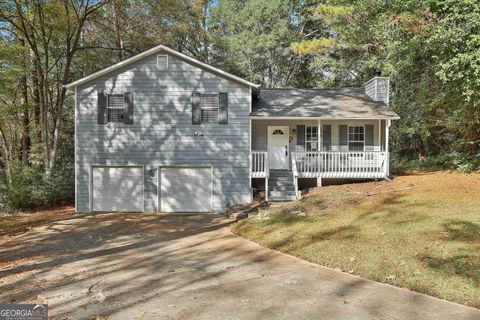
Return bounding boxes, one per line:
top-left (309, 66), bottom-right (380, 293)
top-left (268, 126), bottom-right (289, 169)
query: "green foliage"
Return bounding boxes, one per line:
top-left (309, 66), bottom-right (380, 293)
top-left (0, 159), bottom-right (74, 212)
top-left (209, 0), bottom-right (309, 87)
top-left (295, 0), bottom-right (480, 170)
top-left (291, 38), bottom-right (338, 54)
top-left (314, 4), bottom-right (352, 17)
top-left (392, 152), bottom-right (480, 173)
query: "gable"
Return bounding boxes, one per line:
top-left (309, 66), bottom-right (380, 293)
top-left (66, 45), bottom-right (259, 90)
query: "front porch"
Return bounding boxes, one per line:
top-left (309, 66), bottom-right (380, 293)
top-left (250, 118), bottom-right (392, 200)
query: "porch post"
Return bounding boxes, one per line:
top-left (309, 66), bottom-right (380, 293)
top-left (378, 119), bottom-right (381, 151)
top-left (317, 118), bottom-right (322, 187)
top-left (385, 119), bottom-right (391, 178)
top-left (249, 118), bottom-right (253, 201)
top-left (265, 177), bottom-right (269, 202)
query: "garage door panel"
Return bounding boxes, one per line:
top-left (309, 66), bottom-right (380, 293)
top-left (160, 167), bottom-right (211, 213)
top-left (92, 166), bottom-right (143, 212)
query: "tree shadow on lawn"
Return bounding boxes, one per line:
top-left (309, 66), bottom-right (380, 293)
top-left (441, 219), bottom-right (480, 243)
top-left (354, 193), bottom-right (430, 226)
top-left (418, 252), bottom-right (480, 287)
top-left (416, 219), bottom-right (480, 297)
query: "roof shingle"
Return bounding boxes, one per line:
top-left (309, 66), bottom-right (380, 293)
top-left (251, 88), bottom-right (399, 119)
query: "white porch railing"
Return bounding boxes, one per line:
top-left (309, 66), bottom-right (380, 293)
top-left (293, 151), bottom-right (388, 179)
top-left (251, 151), bottom-right (269, 178)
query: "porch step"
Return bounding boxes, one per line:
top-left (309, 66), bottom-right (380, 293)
top-left (269, 170), bottom-right (292, 177)
top-left (269, 185), bottom-right (295, 191)
top-left (268, 177), bottom-right (293, 183)
top-left (268, 190), bottom-right (297, 201)
top-left (268, 171), bottom-right (296, 201)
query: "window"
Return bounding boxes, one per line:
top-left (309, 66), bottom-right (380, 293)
top-left (305, 126), bottom-right (319, 151)
top-left (348, 125), bottom-right (365, 151)
top-left (157, 55), bottom-right (168, 70)
top-left (107, 94), bottom-right (125, 123)
top-left (272, 129), bottom-right (284, 135)
top-left (200, 93), bottom-right (219, 123)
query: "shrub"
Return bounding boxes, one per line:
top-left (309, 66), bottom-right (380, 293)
top-left (0, 160), bottom-right (74, 212)
top-left (392, 152), bottom-right (480, 173)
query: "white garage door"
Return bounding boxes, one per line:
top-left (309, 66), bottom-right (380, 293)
top-left (160, 167), bottom-right (212, 213)
top-left (92, 166), bottom-right (144, 212)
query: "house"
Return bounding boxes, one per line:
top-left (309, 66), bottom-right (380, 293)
top-left (66, 45), bottom-right (399, 213)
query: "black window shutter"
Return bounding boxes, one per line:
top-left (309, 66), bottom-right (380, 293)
top-left (339, 125), bottom-right (348, 146)
top-left (365, 124), bottom-right (374, 147)
top-left (124, 92), bottom-right (134, 124)
top-left (97, 92), bottom-right (107, 124)
top-left (218, 93), bottom-right (228, 124)
top-left (296, 125), bottom-right (305, 151)
top-left (322, 125), bottom-right (331, 151)
top-left (192, 92), bottom-right (201, 125)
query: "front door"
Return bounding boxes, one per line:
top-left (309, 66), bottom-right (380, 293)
top-left (268, 126), bottom-right (289, 169)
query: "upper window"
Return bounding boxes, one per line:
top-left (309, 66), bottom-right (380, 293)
top-left (157, 55), bottom-right (168, 70)
top-left (200, 93), bottom-right (219, 123)
top-left (107, 94), bottom-right (125, 123)
top-left (348, 125), bottom-right (365, 151)
top-left (305, 126), bottom-right (318, 151)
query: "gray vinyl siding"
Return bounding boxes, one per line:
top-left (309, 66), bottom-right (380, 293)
top-left (75, 51), bottom-right (251, 213)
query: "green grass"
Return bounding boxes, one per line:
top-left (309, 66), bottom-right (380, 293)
top-left (232, 172), bottom-right (480, 308)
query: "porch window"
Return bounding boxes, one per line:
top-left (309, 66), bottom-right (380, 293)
top-left (348, 125), bottom-right (365, 151)
top-left (305, 126), bottom-right (319, 151)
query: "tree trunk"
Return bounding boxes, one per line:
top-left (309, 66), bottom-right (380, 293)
top-left (31, 53), bottom-right (42, 144)
top-left (19, 37), bottom-right (31, 165)
top-left (113, 0), bottom-right (124, 62)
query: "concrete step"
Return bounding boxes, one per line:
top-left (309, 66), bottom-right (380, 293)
top-left (268, 191), bottom-right (297, 201)
top-left (269, 180), bottom-right (295, 187)
top-left (268, 193), bottom-right (297, 201)
top-left (269, 185), bottom-right (295, 191)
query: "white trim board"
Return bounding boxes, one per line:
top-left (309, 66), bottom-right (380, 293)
top-left (65, 45), bottom-right (259, 89)
top-left (250, 116), bottom-right (400, 120)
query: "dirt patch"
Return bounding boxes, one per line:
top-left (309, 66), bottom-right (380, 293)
top-left (0, 204), bottom-right (74, 238)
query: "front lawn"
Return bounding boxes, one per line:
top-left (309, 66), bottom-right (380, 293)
top-left (232, 172), bottom-right (480, 308)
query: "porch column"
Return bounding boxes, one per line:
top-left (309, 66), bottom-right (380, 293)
top-left (317, 118), bottom-right (322, 187)
top-left (385, 119), bottom-right (391, 178)
top-left (378, 119), bottom-right (381, 151)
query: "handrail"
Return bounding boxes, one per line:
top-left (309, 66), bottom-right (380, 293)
top-left (292, 153), bottom-right (299, 199)
top-left (294, 151), bottom-right (388, 179)
top-left (251, 151), bottom-right (268, 178)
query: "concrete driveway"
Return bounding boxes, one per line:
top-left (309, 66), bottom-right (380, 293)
top-left (0, 213), bottom-right (478, 319)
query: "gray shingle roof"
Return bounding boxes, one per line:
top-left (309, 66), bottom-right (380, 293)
top-left (251, 88), bottom-right (400, 119)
